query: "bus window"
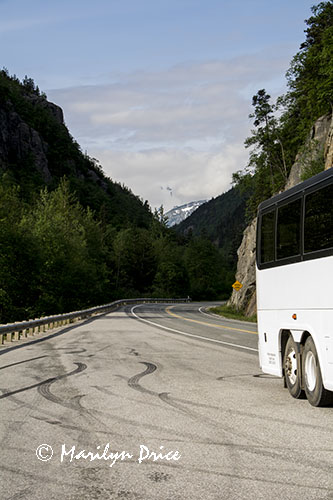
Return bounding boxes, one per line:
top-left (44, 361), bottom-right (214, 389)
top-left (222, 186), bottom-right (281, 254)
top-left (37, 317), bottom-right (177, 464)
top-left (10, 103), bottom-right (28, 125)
top-left (304, 183), bottom-right (333, 253)
top-left (277, 198), bottom-right (301, 260)
top-left (260, 210), bottom-right (275, 264)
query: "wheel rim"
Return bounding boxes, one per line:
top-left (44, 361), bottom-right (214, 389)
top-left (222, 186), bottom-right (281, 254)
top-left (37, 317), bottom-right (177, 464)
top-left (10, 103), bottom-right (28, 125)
top-left (305, 351), bottom-right (317, 392)
top-left (285, 347), bottom-right (298, 386)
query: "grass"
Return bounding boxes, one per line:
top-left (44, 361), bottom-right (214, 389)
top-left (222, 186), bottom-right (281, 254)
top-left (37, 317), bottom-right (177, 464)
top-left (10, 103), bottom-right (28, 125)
top-left (209, 304), bottom-right (257, 323)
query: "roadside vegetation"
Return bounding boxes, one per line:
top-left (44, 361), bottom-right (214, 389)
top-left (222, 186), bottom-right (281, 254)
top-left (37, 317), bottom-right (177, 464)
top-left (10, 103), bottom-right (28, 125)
top-left (210, 304), bottom-right (257, 323)
top-left (0, 177), bottom-right (236, 323)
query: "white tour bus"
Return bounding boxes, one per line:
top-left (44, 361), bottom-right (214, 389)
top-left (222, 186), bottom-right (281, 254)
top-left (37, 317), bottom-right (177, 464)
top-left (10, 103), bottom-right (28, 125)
top-left (256, 167), bottom-right (333, 406)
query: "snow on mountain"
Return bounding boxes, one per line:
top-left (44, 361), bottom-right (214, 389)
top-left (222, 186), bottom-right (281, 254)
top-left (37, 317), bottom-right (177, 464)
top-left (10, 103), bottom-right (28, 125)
top-left (165, 200), bottom-right (207, 227)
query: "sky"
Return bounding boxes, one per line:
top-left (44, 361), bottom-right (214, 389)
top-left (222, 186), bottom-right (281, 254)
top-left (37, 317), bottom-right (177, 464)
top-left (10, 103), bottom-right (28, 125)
top-left (0, 0), bottom-right (318, 211)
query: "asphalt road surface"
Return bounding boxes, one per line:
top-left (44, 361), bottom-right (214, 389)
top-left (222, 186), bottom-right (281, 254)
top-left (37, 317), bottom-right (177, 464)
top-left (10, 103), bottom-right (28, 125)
top-left (1, 302), bottom-right (333, 500)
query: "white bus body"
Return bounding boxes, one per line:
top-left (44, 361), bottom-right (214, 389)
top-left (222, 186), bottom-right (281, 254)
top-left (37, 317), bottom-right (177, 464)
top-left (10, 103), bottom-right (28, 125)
top-left (256, 168), bottom-right (333, 406)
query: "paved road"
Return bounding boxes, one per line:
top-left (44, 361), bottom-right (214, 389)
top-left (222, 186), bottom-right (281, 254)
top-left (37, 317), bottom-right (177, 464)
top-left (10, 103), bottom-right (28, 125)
top-left (0, 302), bottom-right (333, 500)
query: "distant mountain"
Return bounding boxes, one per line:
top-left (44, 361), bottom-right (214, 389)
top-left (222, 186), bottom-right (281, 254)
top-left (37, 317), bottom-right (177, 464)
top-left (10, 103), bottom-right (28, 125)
top-left (175, 186), bottom-right (252, 269)
top-left (165, 200), bottom-right (207, 227)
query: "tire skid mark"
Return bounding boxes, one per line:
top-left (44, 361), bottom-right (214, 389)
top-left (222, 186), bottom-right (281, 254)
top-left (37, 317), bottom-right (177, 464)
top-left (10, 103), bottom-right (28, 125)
top-left (126, 361), bottom-right (274, 451)
top-left (0, 362), bottom-right (87, 401)
top-left (217, 373), bottom-right (260, 381)
top-left (127, 362), bottom-right (157, 395)
top-left (127, 362), bottom-right (250, 443)
top-left (38, 383), bottom-right (85, 411)
top-left (158, 392), bottom-right (201, 420)
top-left (37, 362), bottom-right (87, 410)
top-left (0, 355), bottom-right (48, 371)
top-left (127, 362), bottom-right (242, 445)
top-left (0, 389), bottom-right (78, 423)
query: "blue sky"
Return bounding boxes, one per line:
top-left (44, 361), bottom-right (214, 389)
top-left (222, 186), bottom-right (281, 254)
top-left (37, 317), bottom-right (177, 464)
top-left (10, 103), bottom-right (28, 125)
top-left (0, 0), bottom-right (318, 210)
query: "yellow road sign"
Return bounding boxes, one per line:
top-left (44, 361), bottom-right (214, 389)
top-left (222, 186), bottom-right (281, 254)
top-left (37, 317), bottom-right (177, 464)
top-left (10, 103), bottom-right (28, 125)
top-left (232, 280), bottom-right (243, 291)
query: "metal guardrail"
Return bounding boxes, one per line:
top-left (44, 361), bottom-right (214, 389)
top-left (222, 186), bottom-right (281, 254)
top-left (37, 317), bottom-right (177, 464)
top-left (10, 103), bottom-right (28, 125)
top-left (0, 298), bottom-right (191, 345)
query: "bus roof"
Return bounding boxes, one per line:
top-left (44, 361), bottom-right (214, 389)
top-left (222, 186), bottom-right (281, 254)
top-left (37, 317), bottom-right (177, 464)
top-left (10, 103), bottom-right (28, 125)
top-left (258, 167), bottom-right (333, 212)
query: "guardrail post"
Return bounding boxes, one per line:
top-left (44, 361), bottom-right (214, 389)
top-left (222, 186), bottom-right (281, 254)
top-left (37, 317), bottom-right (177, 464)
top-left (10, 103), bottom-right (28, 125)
top-left (5, 331), bottom-right (12, 343)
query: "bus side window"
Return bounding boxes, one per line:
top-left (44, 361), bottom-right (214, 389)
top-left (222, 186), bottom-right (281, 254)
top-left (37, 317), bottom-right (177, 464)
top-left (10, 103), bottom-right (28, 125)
top-left (277, 199), bottom-right (302, 260)
top-left (304, 183), bottom-right (333, 253)
top-left (260, 210), bottom-right (275, 264)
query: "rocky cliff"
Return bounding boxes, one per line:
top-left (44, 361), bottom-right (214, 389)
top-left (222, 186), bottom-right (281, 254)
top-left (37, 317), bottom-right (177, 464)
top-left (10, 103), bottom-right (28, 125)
top-left (228, 112), bottom-right (333, 317)
top-left (0, 98), bottom-right (63, 183)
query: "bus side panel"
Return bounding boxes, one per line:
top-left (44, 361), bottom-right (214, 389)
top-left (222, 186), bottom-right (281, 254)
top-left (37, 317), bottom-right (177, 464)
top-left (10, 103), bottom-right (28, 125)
top-left (257, 310), bottom-right (282, 377)
top-left (256, 266), bottom-right (283, 377)
top-left (257, 258), bottom-right (333, 311)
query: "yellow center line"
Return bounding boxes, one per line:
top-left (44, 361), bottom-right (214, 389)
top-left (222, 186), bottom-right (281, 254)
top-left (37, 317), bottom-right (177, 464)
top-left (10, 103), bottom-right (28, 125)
top-left (166, 306), bottom-right (258, 335)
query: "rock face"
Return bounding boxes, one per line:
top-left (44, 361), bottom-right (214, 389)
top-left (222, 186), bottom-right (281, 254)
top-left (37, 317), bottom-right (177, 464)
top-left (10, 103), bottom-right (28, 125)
top-left (0, 93), bottom-right (110, 191)
top-left (324, 113), bottom-right (333, 171)
top-left (0, 97), bottom-right (65, 183)
top-left (285, 113), bottom-right (332, 190)
top-left (228, 218), bottom-right (257, 316)
top-left (228, 113), bottom-right (333, 317)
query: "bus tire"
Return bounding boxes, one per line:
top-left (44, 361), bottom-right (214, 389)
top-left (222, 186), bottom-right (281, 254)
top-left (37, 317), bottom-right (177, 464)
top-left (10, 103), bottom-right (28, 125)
top-left (302, 336), bottom-right (333, 407)
top-left (283, 336), bottom-right (303, 399)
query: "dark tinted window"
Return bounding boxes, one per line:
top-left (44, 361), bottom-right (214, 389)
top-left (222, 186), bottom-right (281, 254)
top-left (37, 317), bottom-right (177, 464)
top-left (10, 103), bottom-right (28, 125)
top-left (304, 183), bottom-right (333, 253)
top-left (260, 211), bottom-right (275, 264)
top-left (277, 199), bottom-right (301, 260)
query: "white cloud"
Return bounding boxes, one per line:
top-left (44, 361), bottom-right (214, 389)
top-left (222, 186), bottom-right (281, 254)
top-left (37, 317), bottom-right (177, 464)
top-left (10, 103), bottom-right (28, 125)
top-left (48, 51), bottom-right (289, 210)
top-left (92, 145), bottom-right (248, 211)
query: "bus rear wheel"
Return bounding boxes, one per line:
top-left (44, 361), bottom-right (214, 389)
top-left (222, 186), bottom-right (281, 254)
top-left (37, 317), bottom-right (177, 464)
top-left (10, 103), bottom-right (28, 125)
top-left (302, 336), bottom-right (333, 407)
top-left (283, 336), bottom-right (303, 399)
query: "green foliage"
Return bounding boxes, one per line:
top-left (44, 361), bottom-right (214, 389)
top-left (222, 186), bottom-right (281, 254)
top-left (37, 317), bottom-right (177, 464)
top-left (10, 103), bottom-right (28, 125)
top-left (184, 237), bottom-right (228, 300)
top-left (234, 2), bottom-right (333, 213)
top-left (286, 1), bottom-right (333, 123)
top-left (0, 180), bottom-right (108, 321)
top-left (152, 237), bottom-right (189, 297)
top-left (21, 180), bottom-right (108, 314)
top-left (245, 89), bottom-right (288, 192)
top-left (0, 173), bottom-right (230, 322)
top-left (113, 227), bottom-right (157, 296)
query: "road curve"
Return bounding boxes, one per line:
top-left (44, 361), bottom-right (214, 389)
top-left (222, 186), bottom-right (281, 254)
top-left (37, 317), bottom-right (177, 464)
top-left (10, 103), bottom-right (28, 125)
top-left (0, 302), bottom-right (332, 500)
top-left (131, 302), bottom-right (258, 352)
